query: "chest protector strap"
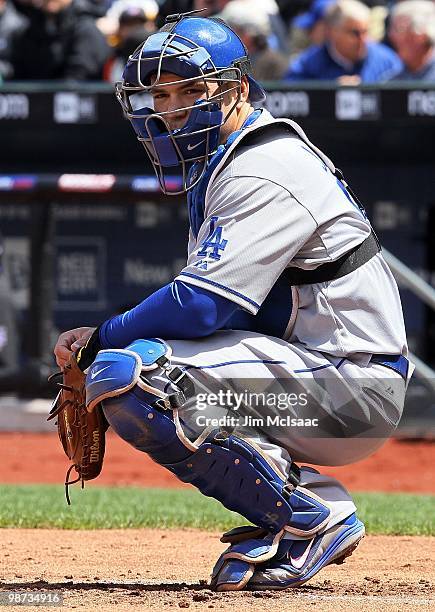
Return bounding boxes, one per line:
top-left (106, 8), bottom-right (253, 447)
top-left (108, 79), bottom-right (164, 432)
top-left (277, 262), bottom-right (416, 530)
top-left (235, 121), bottom-right (381, 285)
top-left (200, 117), bottom-right (380, 285)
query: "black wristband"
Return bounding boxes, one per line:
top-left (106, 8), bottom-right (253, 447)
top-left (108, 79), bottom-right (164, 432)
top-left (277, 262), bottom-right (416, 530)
top-left (76, 326), bottom-right (102, 371)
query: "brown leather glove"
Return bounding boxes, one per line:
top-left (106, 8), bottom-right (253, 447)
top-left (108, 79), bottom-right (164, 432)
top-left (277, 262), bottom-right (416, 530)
top-left (48, 352), bottom-right (108, 504)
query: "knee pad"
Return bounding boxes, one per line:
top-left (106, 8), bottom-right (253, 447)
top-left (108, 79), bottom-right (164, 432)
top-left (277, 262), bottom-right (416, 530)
top-left (84, 338), bottom-right (331, 536)
top-left (85, 338), bottom-right (193, 413)
top-left (85, 338), bottom-right (196, 464)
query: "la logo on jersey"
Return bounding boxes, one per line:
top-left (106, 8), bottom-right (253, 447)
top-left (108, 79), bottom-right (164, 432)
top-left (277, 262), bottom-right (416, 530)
top-left (194, 216), bottom-right (228, 270)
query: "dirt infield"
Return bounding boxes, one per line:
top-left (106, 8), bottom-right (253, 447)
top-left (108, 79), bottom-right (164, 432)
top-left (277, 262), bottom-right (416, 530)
top-left (0, 432), bottom-right (434, 493)
top-left (0, 529), bottom-right (434, 611)
top-left (1, 434), bottom-right (434, 610)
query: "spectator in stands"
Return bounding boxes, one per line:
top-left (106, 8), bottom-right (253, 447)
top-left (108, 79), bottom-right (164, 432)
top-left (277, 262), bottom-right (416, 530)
top-left (244, 0), bottom-right (290, 54)
top-left (155, 0), bottom-right (193, 28)
top-left (287, 0), bottom-right (336, 61)
top-left (388, 0), bottom-right (435, 81)
top-left (98, 0), bottom-right (157, 38)
top-left (193, 0), bottom-right (231, 16)
top-left (219, 0), bottom-right (289, 80)
top-left (291, 0), bottom-right (335, 51)
top-left (156, 0), bottom-right (229, 22)
top-left (285, 0), bottom-right (402, 83)
top-left (10, 0), bottom-right (111, 80)
top-left (0, 0), bottom-right (26, 79)
top-left (158, 0), bottom-right (289, 53)
top-left (103, 8), bottom-right (152, 83)
top-left (276, 0), bottom-right (312, 26)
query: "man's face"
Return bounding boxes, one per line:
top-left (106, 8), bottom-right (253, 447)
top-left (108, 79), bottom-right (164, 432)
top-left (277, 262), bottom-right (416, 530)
top-left (41, 0), bottom-right (71, 13)
top-left (193, 0), bottom-right (231, 15)
top-left (389, 16), bottom-right (428, 64)
top-left (150, 72), bottom-right (241, 143)
top-left (329, 17), bottom-right (369, 63)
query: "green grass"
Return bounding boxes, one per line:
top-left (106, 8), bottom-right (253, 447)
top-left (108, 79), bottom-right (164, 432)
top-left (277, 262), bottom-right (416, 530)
top-left (0, 485), bottom-right (433, 535)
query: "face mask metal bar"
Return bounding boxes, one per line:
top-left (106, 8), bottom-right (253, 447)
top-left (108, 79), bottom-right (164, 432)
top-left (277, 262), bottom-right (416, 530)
top-left (138, 75), bottom-right (241, 195)
top-left (115, 32), bottom-right (244, 195)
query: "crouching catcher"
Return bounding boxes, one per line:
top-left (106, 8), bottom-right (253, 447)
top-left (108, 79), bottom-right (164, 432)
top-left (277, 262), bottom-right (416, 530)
top-left (63, 336), bottom-right (366, 591)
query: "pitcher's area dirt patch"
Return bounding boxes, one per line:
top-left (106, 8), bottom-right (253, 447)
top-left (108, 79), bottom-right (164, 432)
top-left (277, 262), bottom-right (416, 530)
top-left (0, 529), bottom-right (433, 612)
top-left (1, 433), bottom-right (434, 493)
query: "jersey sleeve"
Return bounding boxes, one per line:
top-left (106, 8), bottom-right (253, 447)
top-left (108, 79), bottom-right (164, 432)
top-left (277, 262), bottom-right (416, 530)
top-left (99, 280), bottom-right (238, 348)
top-left (176, 174), bottom-right (317, 314)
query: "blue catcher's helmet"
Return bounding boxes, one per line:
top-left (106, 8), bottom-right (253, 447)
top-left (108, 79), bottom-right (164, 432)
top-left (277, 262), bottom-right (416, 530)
top-left (116, 11), bottom-right (266, 194)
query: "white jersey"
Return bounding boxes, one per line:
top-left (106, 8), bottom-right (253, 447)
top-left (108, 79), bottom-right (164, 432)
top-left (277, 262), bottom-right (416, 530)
top-left (176, 109), bottom-right (408, 360)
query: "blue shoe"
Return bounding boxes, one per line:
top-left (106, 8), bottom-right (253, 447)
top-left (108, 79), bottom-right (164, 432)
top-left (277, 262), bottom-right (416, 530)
top-left (248, 513), bottom-right (365, 590)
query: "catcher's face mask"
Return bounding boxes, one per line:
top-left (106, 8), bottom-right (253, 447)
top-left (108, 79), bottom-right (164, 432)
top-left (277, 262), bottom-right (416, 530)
top-left (115, 14), bottom-right (266, 195)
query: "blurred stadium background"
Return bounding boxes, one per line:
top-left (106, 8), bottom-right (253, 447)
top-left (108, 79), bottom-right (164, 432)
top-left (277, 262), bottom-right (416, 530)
top-left (0, 0), bottom-right (434, 438)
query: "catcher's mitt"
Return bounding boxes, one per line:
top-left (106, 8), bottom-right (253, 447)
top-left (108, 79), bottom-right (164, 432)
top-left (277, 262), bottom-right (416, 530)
top-left (48, 352), bottom-right (108, 504)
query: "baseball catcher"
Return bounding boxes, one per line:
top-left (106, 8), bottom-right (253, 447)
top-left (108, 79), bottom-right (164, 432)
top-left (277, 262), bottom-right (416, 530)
top-left (53, 10), bottom-right (412, 590)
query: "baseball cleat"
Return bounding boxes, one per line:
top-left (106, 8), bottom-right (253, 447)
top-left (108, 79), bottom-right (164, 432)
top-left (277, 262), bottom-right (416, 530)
top-left (248, 513), bottom-right (365, 590)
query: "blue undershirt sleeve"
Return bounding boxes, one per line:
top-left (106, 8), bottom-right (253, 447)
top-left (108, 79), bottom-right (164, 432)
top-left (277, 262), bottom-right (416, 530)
top-left (99, 280), bottom-right (239, 348)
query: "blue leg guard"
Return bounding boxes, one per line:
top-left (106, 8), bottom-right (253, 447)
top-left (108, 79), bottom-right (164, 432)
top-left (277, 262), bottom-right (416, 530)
top-left (85, 338), bottom-right (342, 590)
top-left (102, 386), bottom-right (192, 465)
top-left (162, 435), bottom-right (329, 534)
top-left (102, 383), bottom-right (329, 535)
